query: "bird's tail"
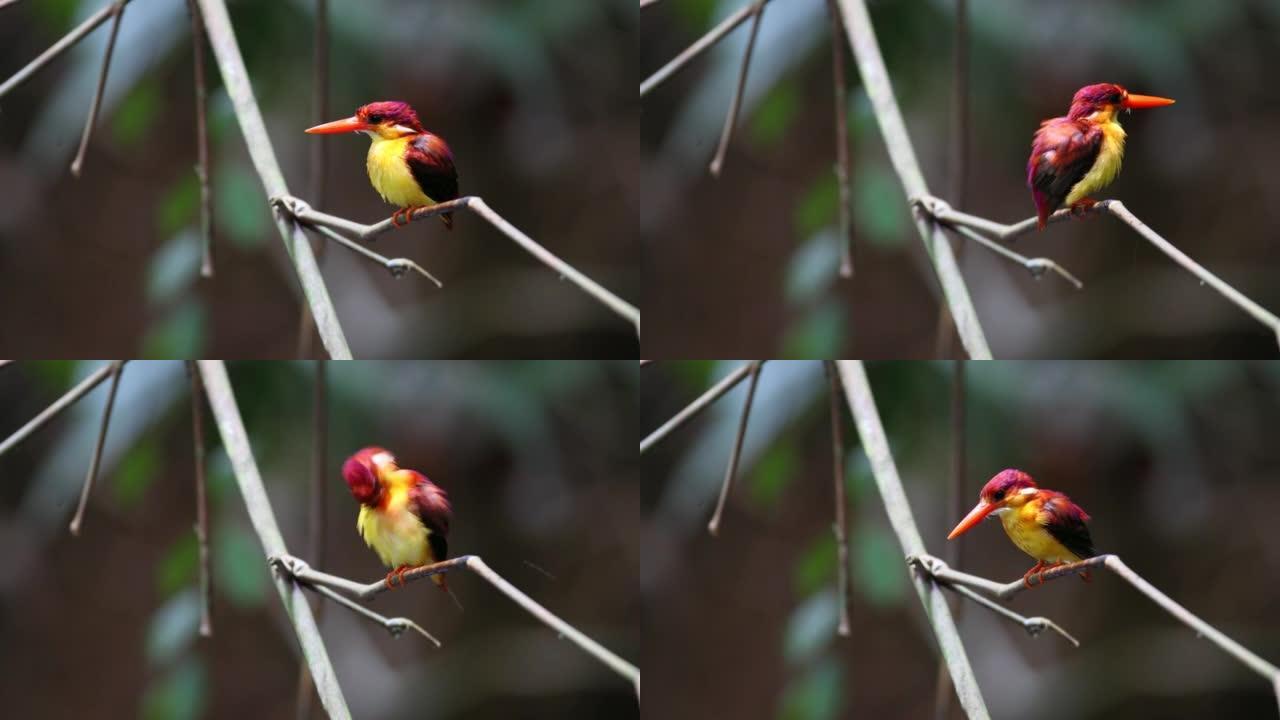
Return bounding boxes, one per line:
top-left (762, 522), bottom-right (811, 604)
top-left (440, 213), bottom-right (453, 230)
top-left (432, 573), bottom-right (464, 610)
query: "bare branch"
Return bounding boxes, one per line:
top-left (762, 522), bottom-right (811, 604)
top-left (641, 362), bottom-right (755, 454)
top-left (193, 0), bottom-right (351, 358)
top-left (824, 0), bottom-right (853, 278)
top-left (825, 361), bottom-right (852, 636)
top-left (297, 0), bottom-right (330, 360)
top-left (833, 0), bottom-right (991, 358)
top-left (945, 224), bottom-right (1082, 289)
top-left (186, 362), bottom-right (213, 638)
top-left (943, 580), bottom-right (1077, 647)
top-left (68, 360), bottom-right (125, 536)
top-left (639, 0), bottom-right (662, 8)
top-left (186, 0), bottom-right (214, 277)
top-left (707, 361), bottom-right (763, 536)
top-left (271, 554), bottom-right (641, 695)
top-left (196, 361), bottom-right (351, 718)
top-left (640, 0), bottom-right (776, 97)
top-left (834, 361), bottom-right (990, 718)
top-left (707, 0), bottom-right (766, 178)
top-left (0, 360), bottom-right (13, 370)
top-left (69, 0), bottom-right (126, 178)
top-left (308, 223), bottom-right (442, 286)
top-left (0, 362), bottom-right (118, 457)
top-left (295, 359), bottom-right (328, 717)
top-left (272, 195), bottom-right (639, 332)
top-left (935, 357), bottom-right (966, 719)
top-left (0, 0), bottom-right (135, 99)
top-left (308, 583), bottom-right (440, 647)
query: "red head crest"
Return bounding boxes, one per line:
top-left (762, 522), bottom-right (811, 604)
top-left (979, 468), bottom-right (1038, 504)
top-left (342, 446), bottom-right (394, 506)
top-left (356, 101), bottom-right (424, 132)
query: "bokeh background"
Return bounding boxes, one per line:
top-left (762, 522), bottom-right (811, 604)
top-left (643, 360), bottom-right (1280, 718)
top-left (642, 0), bottom-right (1280, 358)
top-left (0, 360), bottom-right (637, 719)
top-left (0, 0), bottom-right (638, 358)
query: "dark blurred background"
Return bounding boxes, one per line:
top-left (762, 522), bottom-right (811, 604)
top-left (0, 360), bottom-right (637, 719)
top-left (0, 0), bottom-right (638, 358)
top-left (643, 360), bottom-right (1280, 718)
top-left (642, 0), bottom-right (1280, 358)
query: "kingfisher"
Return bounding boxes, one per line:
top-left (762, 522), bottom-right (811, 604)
top-left (946, 469), bottom-right (1096, 588)
top-left (306, 101), bottom-right (459, 229)
top-left (1027, 83), bottom-right (1174, 229)
top-left (342, 446), bottom-right (454, 593)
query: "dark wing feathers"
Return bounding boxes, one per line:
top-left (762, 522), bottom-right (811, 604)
top-left (1038, 492), bottom-right (1095, 560)
top-left (405, 132), bottom-right (459, 229)
top-left (1027, 118), bottom-right (1102, 225)
top-left (406, 471), bottom-right (452, 561)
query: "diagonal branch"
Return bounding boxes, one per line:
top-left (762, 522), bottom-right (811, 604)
top-left (834, 360), bottom-right (990, 718)
top-left (707, 360), bottom-right (764, 536)
top-left (833, 0), bottom-right (991, 359)
top-left (0, 0), bottom-right (136, 99)
top-left (640, 362), bottom-right (755, 454)
top-left (193, 0), bottom-right (351, 358)
top-left (272, 195), bottom-right (640, 333)
top-left (270, 554), bottom-right (641, 696)
top-left (68, 360), bottom-right (125, 536)
top-left (640, 0), bottom-right (776, 97)
top-left (0, 362), bottom-right (119, 457)
top-left (69, 0), bottom-right (126, 178)
top-left (707, 0), bottom-right (766, 178)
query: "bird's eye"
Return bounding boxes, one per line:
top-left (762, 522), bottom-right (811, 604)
top-left (367, 114), bottom-right (383, 123)
top-left (1109, 93), bottom-right (1122, 103)
top-left (991, 489), bottom-right (1006, 501)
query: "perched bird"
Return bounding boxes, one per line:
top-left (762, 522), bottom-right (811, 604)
top-left (306, 101), bottom-right (459, 229)
top-left (1027, 83), bottom-right (1174, 228)
top-left (342, 446), bottom-right (454, 593)
top-left (946, 469), bottom-right (1095, 588)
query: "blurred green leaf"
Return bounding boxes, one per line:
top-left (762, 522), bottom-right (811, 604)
top-left (142, 300), bottom-right (206, 358)
top-left (792, 533), bottom-right (836, 597)
top-left (32, 0), bottom-right (82, 40)
top-left (29, 361), bottom-right (75, 393)
top-left (749, 81), bottom-right (801, 149)
top-left (156, 533), bottom-right (198, 599)
top-left (793, 175), bottom-right (838, 240)
top-left (214, 526), bottom-right (268, 608)
top-left (157, 175), bottom-right (199, 237)
top-left (214, 165), bottom-right (269, 248)
top-left (852, 523), bottom-right (906, 607)
top-left (778, 657), bottom-right (844, 720)
top-left (142, 656), bottom-right (207, 720)
top-left (783, 589), bottom-right (837, 665)
top-left (672, 0), bottom-right (720, 33)
top-left (146, 589), bottom-right (199, 665)
top-left (853, 164), bottom-right (907, 247)
top-left (784, 230), bottom-right (840, 308)
top-left (749, 440), bottom-right (796, 508)
top-left (146, 230), bottom-right (201, 306)
top-left (781, 301), bottom-right (845, 358)
top-left (112, 79), bottom-right (161, 149)
top-left (113, 440), bottom-right (159, 509)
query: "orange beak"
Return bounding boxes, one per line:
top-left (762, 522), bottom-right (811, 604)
top-left (305, 115), bottom-right (370, 134)
top-left (947, 500), bottom-right (1000, 540)
top-left (1122, 93), bottom-right (1176, 110)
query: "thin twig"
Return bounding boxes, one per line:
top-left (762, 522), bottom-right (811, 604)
top-left (0, 360), bottom-right (13, 370)
top-left (295, 359), bottom-right (328, 719)
top-left (297, 0), bottom-right (329, 359)
top-left (0, 363), bottom-right (118, 457)
top-left (196, 361), bottom-right (351, 718)
top-left (270, 554), bottom-right (642, 695)
top-left (707, 0), bottom-right (766, 178)
top-left (309, 583), bottom-right (440, 647)
top-left (309, 224), bottom-right (442, 286)
top-left (0, 0), bottom-right (135, 99)
top-left (639, 360), bottom-right (654, 367)
top-left (187, 362), bottom-right (213, 637)
top-left (640, 362), bottom-right (754, 454)
top-left (934, 358), bottom-right (966, 719)
top-left (707, 361), bottom-right (763, 536)
top-left (825, 0), bottom-right (853, 278)
top-left (186, 0), bottom-right (214, 277)
top-left (825, 361), bottom-right (852, 637)
top-left (68, 360), bottom-right (125, 536)
top-left (945, 224), bottom-right (1082, 289)
top-left (639, 0), bottom-right (662, 8)
top-left (833, 0), bottom-right (991, 359)
top-left (911, 553), bottom-right (1280, 691)
top-left (272, 195), bottom-right (639, 332)
top-left (640, 0), bottom-right (776, 97)
top-left (193, 0), bottom-right (351, 358)
top-left (834, 361), bottom-right (990, 718)
top-left (935, 0), bottom-right (969, 357)
top-left (0, 0), bottom-right (26, 11)
top-left (944, 581), bottom-right (1078, 647)
top-left (69, 0), bottom-right (126, 178)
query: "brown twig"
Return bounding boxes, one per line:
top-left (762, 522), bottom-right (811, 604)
top-left (0, 0), bottom-right (135, 99)
top-left (68, 360), bottom-right (125, 536)
top-left (825, 361), bottom-right (852, 636)
top-left (707, 0), bottom-right (767, 178)
top-left (640, 0), bottom-right (776, 97)
top-left (825, 0), bottom-right (853, 278)
top-left (186, 0), bottom-right (214, 277)
top-left (934, 358), bottom-right (966, 719)
top-left (0, 363), bottom-right (119, 457)
top-left (640, 362), bottom-right (755, 454)
top-left (297, 0), bottom-right (329, 359)
top-left (187, 362), bottom-right (213, 637)
top-left (69, 0), bottom-right (127, 178)
top-left (707, 361), bottom-right (763, 536)
top-left (295, 359), bottom-right (328, 719)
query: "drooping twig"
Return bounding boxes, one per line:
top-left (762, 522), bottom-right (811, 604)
top-left (640, 362), bottom-right (755, 454)
top-left (833, 0), bottom-right (991, 359)
top-left (825, 0), bottom-right (853, 278)
top-left (911, 553), bottom-right (1280, 697)
top-left (69, 0), bottom-right (126, 178)
top-left (934, 358), bottom-right (967, 719)
top-left (0, 0), bottom-right (136, 99)
top-left (918, 196), bottom-right (1280, 347)
top-left (307, 583), bottom-right (440, 647)
top-left (272, 195), bottom-right (639, 332)
top-left (640, 0), bottom-right (776, 97)
top-left (833, 360), bottom-right (990, 718)
top-left (297, 0), bottom-right (330, 359)
top-left (296, 359), bottom-right (328, 719)
top-left (707, 0), bottom-right (766, 178)
top-left (945, 224), bottom-right (1082, 288)
top-left (935, 0), bottom-right (969, 359)
top-left (825, 361), bottom-right (852, 637)
top-left (196, 360), bottom-right (351, 718)
top-left (193, 0), bottom-right (351, 359)
top-left (307, 223), bottom-right (442, 286)
top-left (0, 362), bottom-right (119, 457)
top-left (942, 580), bottom-right (1078, 647)
top-left (707, 361), bottom-right (763, 536)
top-left (186, 0), bottom-right (214, 277)
top-left (270, 554), bottom-right (641, 696)
top-left (187, 361), bottom-right (213, 637)
top-left (68, 360), bottom-right (125, 536)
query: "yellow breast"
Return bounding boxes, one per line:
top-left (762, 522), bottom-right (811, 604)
top-left (1064, 120), bottom-right (1126, 206)
top-left (356, 483), bottom-right (432, 569)
top-left (366, 135), bottom-right (435, 208)
top-left (999, 503), bottom-right (1081, 564)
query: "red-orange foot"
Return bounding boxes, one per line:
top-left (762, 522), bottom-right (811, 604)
top-left (1079, 569), bottom-right (1092, 583)
top-left (1069, 198), bottom-right (1098, 219)
top-left (391, 206), bottom-right (426, 228)
top-left (384, 564), bottom-right (409, 589)
top-left (1022, 561), bottom-right (1046, 589)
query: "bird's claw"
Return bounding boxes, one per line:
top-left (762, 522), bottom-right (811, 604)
top-left (910, 195), bottom-right (953, 222)
top-left (270, 195), bottom-right (313, 220)
top-left (907, 553), bottom-right (949, 577)
top-left (385, 259), bottom-right (444, 287)
top-left (269, 554), bottom-right (311, 578)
